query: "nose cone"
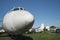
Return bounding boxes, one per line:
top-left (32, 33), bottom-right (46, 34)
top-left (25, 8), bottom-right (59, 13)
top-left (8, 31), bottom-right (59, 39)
top-left (24, 12), bottom-right (34, 25)
top-left (20, 10), bottom-right (34, 25)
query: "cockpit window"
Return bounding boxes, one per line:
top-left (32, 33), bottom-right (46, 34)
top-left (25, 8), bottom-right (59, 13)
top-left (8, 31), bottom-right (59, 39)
top-left (13, 8), bottom-right (19, 11)
top-left (12, 7), bottom-right (25, 11)
top-left (20, 8), bottom-right (23, 10)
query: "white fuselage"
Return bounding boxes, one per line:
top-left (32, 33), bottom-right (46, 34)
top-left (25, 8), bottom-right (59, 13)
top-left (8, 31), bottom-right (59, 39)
top-left (3, 9), bottom-right (34, 34)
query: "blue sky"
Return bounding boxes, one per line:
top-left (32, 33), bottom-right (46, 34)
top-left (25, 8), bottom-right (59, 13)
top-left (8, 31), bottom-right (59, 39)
top-left (0, 0), bottom-right (60, 28)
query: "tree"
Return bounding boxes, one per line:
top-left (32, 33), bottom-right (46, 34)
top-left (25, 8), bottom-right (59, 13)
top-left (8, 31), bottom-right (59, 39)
top-left (50, 26), bottom-right (56, 28)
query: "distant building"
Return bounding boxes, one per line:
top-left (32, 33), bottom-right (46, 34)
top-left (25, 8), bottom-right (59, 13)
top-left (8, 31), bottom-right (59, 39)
top-left (50, 26), bottom-right (57, 32)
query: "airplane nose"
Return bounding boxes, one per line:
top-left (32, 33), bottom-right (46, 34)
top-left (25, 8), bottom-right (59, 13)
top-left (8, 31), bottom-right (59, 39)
top-left (25, 14), bottom-right (34, 24)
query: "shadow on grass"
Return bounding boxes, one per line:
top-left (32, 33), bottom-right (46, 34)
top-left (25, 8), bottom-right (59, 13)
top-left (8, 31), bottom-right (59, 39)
top-left (0, 32), bottom-right (33, 40)
top-left (0, 34), bottom-right (33, 40)
top-left (12, 35), bottom-right (33, 40)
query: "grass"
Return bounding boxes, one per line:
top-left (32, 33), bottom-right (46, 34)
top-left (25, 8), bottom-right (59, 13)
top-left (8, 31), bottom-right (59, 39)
top-left (25, 32), bottom-right (60, 40)
top-left (0, 32), bottom-right (60, 40)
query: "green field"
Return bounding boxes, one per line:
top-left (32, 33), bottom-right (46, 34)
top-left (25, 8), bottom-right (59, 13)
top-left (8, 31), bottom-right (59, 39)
top-left (0, 32), bottom-right (60, 40)
top-left (25, 32), bottom-right (60, 40)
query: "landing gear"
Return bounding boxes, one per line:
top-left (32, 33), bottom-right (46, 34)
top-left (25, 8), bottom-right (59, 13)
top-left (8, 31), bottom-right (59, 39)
top-left (9, 34), bottom-right (16, 39)
top-left (8, 34), bottom-right (33, 40)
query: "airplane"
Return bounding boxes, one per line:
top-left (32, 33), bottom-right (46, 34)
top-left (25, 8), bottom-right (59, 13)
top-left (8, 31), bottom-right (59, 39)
top-left (2, 7), bottom-right (34, 38)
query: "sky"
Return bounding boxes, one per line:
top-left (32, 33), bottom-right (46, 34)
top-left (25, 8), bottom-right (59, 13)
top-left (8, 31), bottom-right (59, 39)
top-left (0, 0), bottom-right (60, 28)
